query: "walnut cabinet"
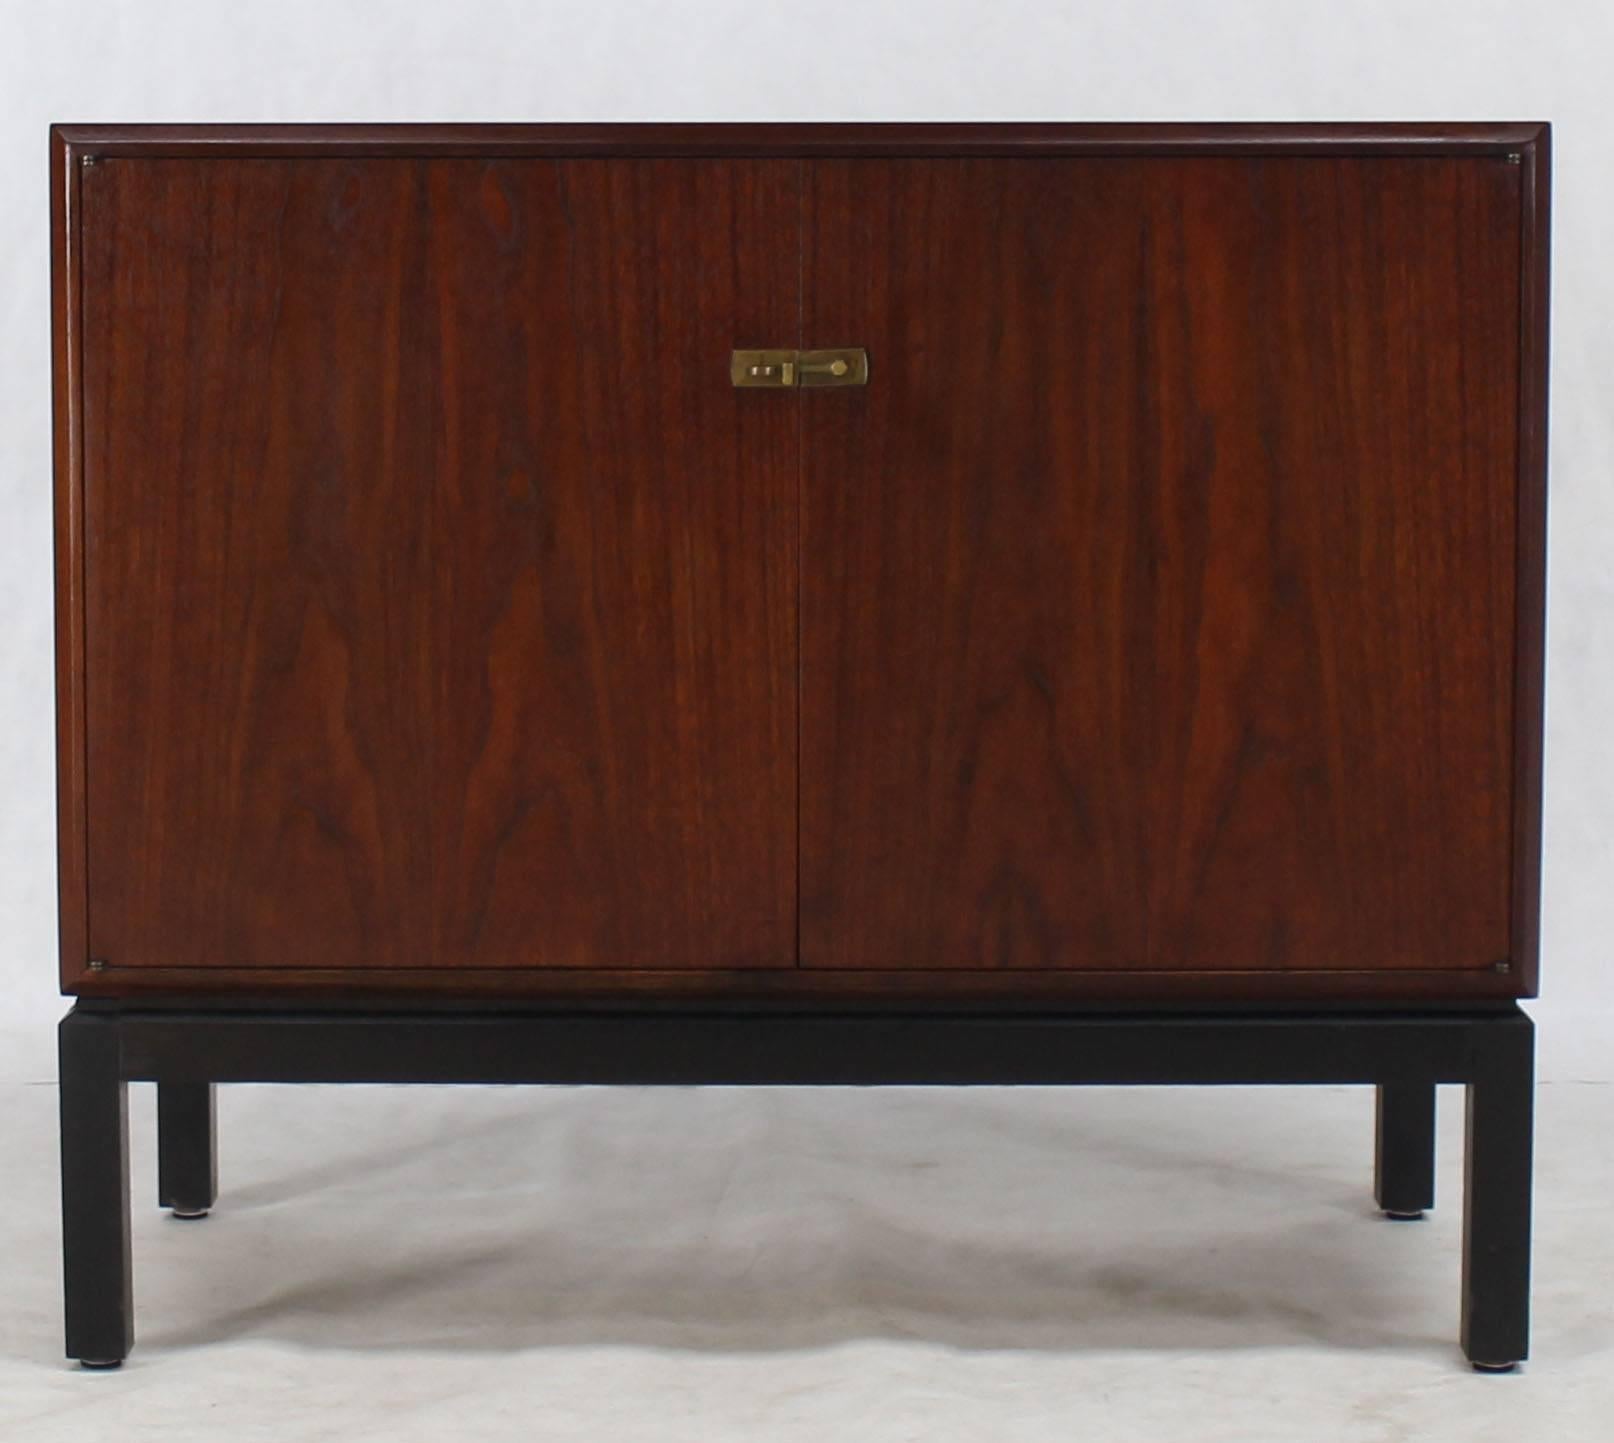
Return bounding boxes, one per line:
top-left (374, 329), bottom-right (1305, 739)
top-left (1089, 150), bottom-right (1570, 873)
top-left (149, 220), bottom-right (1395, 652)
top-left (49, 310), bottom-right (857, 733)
top-left (52, 123), bottom-right (1549, 1371)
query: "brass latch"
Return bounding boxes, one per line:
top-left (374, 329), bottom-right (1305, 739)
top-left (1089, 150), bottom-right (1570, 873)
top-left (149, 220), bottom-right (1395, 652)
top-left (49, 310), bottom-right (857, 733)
top-left (731, 348), bottom-right (869, 388)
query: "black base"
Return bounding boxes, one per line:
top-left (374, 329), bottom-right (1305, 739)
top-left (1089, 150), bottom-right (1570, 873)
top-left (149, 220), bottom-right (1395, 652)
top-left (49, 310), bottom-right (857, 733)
top-left (157, 1079), bottom-right (217, 1219)
top-left (59, 1001), bottom-right (1534, 1370)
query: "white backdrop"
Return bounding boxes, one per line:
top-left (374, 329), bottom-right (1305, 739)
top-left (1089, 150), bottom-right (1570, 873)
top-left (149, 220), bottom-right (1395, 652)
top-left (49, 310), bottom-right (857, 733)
top-left (1, 0), bottom-right (1608, 1056)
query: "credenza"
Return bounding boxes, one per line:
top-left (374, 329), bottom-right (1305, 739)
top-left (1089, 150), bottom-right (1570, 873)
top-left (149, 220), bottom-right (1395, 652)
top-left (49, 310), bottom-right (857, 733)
top-left (51, 121), bottom-right (1549, 1369)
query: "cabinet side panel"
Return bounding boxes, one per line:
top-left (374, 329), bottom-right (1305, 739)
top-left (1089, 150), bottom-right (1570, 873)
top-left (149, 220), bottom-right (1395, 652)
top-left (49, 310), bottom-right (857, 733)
top-left (801, 156), bottom-right (1521, 981)
top-left (1510, 129), bottom-right (1550, 997)
top-left (53, 129), bottom-right (90, 986)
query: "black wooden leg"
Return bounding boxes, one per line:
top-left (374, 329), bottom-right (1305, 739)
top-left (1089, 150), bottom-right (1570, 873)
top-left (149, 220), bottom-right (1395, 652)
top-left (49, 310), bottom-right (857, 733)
top-left (158, 1083), bottom-right (217, 1218)
top-left (1375, 1081), bottom-right (1436, 1218)
top-left (59, 1010), bottom-right (132, 1368)
top-left (1461, 1012), bottom-right (1535, 1371)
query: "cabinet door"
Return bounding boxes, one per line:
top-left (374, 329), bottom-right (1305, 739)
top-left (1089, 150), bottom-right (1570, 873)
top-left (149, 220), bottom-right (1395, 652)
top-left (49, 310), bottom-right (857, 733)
top-left (800, 157), bottom-right (1521, 977)
top-left (81, 157), bottom-right (799, 974)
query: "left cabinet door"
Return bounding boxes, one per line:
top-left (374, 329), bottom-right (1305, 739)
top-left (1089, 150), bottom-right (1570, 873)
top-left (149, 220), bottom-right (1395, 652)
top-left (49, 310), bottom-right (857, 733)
top-left (76, 157), bottom-right (801, 977)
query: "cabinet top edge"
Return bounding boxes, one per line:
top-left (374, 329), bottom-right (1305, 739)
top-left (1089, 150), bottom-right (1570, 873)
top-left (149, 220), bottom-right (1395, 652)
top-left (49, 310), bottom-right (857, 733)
top-left (50, 120), bottom-right (1550, 159)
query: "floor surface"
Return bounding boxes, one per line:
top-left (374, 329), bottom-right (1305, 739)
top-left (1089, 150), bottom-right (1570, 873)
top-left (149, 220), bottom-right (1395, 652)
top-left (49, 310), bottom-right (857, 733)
top-left (1, 1012), bottom-right (1610, 1442)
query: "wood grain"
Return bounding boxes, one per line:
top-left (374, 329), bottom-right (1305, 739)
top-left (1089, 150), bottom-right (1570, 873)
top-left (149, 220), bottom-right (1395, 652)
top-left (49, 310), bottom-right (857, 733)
top-left (801, 156), bottom-right (1522, 975)
top-left (57, 126), bottom-right (1546, 1005)
top-left (79, 157), bottom-right (799, 972)
top-left (419, 159), bottom-right (799, 968)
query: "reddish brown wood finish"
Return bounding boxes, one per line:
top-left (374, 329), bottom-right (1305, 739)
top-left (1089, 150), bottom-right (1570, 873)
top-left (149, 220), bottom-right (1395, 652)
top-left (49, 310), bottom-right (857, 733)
top-left (51, 121), bottom-right (1544, 159)
top-left (801, 156), bottom-right (1522, 977)
top-left (52, 128), bottom-right (90, 981)
top-left (77, 157), bottom-right (799, 974)
top-left (52, 124), bottom-right (1549, 1006)
top-left (417, 159), bottom-right (799, 969)
top-left (1509, 136), bottom-right (1552, 998)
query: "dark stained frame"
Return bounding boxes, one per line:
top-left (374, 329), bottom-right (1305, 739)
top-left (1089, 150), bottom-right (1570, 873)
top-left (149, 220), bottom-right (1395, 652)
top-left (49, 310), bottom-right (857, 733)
top-left (61, 1002), bottom-right (1536, 1369)
top-left (51, 123), bottom-right (1551, 1008)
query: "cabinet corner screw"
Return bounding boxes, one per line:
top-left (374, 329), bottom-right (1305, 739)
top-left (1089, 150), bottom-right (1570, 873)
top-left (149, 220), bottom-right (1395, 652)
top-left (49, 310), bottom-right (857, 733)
top-left (1505, 152), bottom-right (1522, 165)
top-left (1493, 960), bottom-right (1511, 974)
top-left (86, 959), bottom-right (106, 971)
top-left (80, 154), bottom-right (97, 169)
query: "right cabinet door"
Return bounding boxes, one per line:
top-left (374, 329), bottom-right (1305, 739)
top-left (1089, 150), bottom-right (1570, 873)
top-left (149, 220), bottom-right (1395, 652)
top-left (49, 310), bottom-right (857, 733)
top-left (799, 156), bottom-right (1522, 980)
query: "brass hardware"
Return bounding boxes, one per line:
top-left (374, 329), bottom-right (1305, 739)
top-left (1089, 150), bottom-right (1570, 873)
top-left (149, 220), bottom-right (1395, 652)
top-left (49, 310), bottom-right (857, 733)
top-left (798, 348), bottom-right (869, 387)
top-left (731, 349), bottom-right (798, 387)
top-left (731, 347), bottom-right (868, 389)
